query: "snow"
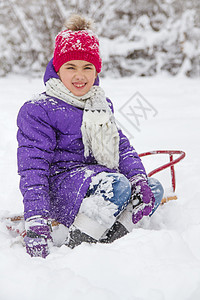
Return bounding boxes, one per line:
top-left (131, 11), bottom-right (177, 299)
top-left (0, 74), bottom-right (200, 300)
top-left (80, 173), bottom-right (118, 227)
top-left (1, 1), bottom-right (200, 77)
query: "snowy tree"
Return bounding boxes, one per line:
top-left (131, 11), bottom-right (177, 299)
top-left (0, 0), bottom-right (199, 77)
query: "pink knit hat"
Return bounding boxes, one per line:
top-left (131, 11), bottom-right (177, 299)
top-left (53, 29), bottom-right (102, 73)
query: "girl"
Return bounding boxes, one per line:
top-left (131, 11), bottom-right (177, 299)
top-left (17, 14), bottom-right (164, 258)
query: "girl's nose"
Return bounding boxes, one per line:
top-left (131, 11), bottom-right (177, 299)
top-left (74, 70), bottom-right (84, 80)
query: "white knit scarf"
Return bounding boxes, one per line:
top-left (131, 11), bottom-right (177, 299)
top-left (46, 78), bottom-right (119, 169)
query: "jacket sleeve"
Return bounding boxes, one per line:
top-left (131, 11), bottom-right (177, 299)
top-left (118, 129), bottom-right (147, 179)
top-left (17, 101), bottom-right (56, 220)
top-left (106, 97), bottom-right (147, 180)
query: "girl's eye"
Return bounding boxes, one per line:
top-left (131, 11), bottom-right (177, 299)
top-left (66, 67), bottom-right (75, 70)
top-left (84, 67), bottom-right (92, 70)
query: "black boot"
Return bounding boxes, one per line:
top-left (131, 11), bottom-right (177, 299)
top-left (66, 226), bottom-right (97, 249)
top-left (99, 221), bottom-right (129, 244)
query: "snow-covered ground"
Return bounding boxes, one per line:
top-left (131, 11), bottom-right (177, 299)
top-left (0, 74), bottom-right (200, 300)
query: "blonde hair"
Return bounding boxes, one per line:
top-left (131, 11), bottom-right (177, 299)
top-left (65, 14), bottom-right (95, 31)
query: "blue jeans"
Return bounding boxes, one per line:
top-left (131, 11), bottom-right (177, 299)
top-left (86, 173), bottom-right (164, 217)
top-left (148, 177), bottom-right (164, 215)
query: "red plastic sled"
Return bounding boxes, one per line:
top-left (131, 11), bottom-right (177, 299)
top-left (3, 149), bottom-right (186, 237)
top-left (139, 150), bottom-right (186, 203)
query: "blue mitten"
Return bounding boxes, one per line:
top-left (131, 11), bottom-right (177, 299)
top-left (24, 216), bottom-right (52, 258)
top-left (130, 175), bottom-right (155, 224)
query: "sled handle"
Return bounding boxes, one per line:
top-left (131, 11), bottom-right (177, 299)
top-left (139, 150), bottom-right (186, 192)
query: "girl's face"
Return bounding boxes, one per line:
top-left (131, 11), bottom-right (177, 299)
top-left (58, 60), bottom-right (97, 96)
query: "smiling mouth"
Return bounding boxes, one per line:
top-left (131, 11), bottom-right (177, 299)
top-left (72, 83), bottom-right (86, 88)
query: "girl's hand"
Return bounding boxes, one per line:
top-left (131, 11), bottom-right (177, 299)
top-left (129, 176), bottom-right (155, 224)
top-left (24, 216), bottom-right (52, 258)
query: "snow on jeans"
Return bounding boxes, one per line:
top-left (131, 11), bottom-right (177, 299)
top-left (73, 172), bottom-right (164, 240)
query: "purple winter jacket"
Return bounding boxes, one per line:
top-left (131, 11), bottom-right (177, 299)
top-left (17, 59), bottom-right (147, 227)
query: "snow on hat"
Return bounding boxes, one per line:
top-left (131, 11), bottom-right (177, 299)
top-left (53, 15), bottom-right (102, 73)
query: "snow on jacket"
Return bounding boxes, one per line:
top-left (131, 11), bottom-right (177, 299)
top-left (17, 59), bottom-right (147, 227)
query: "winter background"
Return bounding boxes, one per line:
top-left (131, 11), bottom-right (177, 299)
top-left (0, 0), bottom-right (200, 299)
